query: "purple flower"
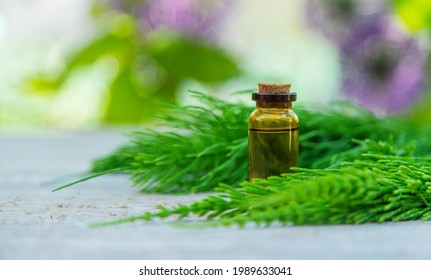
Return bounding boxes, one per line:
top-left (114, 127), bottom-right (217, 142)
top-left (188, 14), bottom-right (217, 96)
top-left (306, 0), bottom-right (386, 46)
top-left (341, 29), bottom-right (425, 115)
top-left (109, 0), bottom-right (231, 39)
top-left (306, 0), bottom-right (427, 114)
top-left (133, 0), bottom-right (230, 40)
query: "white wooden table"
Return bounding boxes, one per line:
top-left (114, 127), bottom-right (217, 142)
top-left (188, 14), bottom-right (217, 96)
top-left (1, 131), bottom-right (430, 259)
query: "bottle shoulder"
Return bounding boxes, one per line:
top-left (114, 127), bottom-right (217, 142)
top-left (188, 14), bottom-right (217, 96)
top-left (249, 108), bottom-right (299, 129)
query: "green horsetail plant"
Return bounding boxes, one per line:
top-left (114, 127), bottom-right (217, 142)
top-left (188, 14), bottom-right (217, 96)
top-left (54, 92), bottom-right (250, 193)
top-left (93, 149), bottom-right (431, 228)
top-left (54, 91), bottom-right (431, 193)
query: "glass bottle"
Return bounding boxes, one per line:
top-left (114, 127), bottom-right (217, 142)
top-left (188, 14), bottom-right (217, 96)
top-left (248, 82), bottom-right (299, 180)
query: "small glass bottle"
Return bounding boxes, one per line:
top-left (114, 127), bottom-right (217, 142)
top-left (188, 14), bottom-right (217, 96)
top-left (248, 82), bottom-right (299, 180)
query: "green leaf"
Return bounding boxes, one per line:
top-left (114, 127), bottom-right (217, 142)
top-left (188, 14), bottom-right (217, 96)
top-left (392, 0), bottom-right (431, 32)
top-left (26, 33), bottom-right (134, 94)
top-left (103, 65), bottom-right (167, 123)
top-left (147, 33), bottom-right (240, 83)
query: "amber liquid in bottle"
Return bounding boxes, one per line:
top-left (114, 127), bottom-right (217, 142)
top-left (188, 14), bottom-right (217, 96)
top-left (248, 83), bottom-right (299, 180)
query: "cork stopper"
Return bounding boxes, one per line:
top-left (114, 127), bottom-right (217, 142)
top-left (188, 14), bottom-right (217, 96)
top-left (258, 82), bottom-right (291, 94)
top-left (252, 82), bottom-right (296, 104)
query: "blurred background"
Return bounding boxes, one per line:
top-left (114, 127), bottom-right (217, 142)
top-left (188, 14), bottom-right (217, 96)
top-left (0, 0), bottom-right (430, 131)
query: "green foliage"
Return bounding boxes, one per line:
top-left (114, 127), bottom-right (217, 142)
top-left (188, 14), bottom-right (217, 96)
top-left (88, 91), bottom-right (250, 193)
top-left (26, 14), bottom-right (240, 123)
top-left (52, 91), bottom-right (431, 227)
top-left (147, 33), bottom-right (240, 84)
top-left (296, 103), bottom-right (431, 167)
top-left (54, 91), bottom-right (431, 195)
top-left (84, 93), bottom-right (431, 192)
top-left (94, 149), bottom-right (431, 227)
top-left (392, 0), bottom-right (431, 32)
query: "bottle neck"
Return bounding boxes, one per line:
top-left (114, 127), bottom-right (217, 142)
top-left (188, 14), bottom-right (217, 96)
top-left (256, 101), bottom-right (292, 109)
